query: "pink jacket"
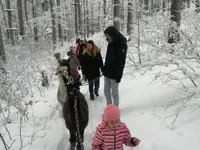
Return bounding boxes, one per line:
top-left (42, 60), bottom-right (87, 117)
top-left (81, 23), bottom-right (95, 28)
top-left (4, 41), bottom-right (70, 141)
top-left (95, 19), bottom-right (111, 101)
top-left (92, 117), bottom-right (136, 150)
top-left (75, 44), bottom-right (80, 56)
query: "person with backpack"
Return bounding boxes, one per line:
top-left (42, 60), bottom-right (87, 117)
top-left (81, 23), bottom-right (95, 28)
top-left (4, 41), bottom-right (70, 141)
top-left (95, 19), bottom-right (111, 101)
top-left (67, 50), bottom-right (81, 81)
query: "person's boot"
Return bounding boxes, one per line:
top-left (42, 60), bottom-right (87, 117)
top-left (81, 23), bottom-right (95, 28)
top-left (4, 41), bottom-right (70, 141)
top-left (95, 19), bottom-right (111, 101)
top-left (90, 94), bottom-right (94, 100)
top-left (95, 91), bottom-right (99, 97)
top-left (77, 144), bottom-right (84, 150)
top-left (69, 143), bottom-right (76, 150)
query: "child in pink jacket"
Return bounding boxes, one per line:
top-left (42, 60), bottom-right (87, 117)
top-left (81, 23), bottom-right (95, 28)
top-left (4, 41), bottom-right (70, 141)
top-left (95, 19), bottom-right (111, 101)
top-left (92, 104), bottom-right (141, 150)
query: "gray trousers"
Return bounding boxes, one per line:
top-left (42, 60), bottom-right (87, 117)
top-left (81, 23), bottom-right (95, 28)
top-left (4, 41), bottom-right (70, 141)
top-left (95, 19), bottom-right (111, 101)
top-left (104, 77), bottom-right (119, 106)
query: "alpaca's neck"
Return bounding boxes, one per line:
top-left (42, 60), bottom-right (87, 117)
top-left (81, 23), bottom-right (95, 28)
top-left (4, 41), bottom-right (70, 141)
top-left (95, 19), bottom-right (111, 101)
top-left (58, 75), bottom-right (68, 102)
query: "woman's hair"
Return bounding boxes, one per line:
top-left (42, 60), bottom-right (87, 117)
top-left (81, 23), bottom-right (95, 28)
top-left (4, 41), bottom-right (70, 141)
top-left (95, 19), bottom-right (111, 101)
top-left (87, 40), bottom-right (94, 45)
top-left (76, 38), bottom-right (80, 44)
top-left (84, 40), bottom-right (100, 56)
top-left (82, 43), bottom-right (86, 49)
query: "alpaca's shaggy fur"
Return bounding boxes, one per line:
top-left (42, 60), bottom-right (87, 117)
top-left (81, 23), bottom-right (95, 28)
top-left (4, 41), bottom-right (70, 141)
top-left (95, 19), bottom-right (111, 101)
top-left (54, 53), bottom-right (89, 149)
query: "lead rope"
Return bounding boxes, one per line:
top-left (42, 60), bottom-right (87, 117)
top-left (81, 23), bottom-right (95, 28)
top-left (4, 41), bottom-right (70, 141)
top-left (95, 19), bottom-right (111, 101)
top-left (74, 96), bottom-right (84, 150)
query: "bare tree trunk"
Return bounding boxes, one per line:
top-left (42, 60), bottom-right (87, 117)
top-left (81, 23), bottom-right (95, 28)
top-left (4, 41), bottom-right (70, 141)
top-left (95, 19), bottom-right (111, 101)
top-left (137, 13), bottom-right (141, 64)
top-left (149, 0), bottom-right (153, 14)
top-left (196, 0), bottom-right (200, 13)
top-left (57, 0), bottom-right (63, 44)
top-left (113, 0), bottom-right (121, 31)
top-left (24, 0), bottom-right (29, 26)
top-left (17, 0), bottom-right (25, 38)
top-left (168, 0), bottom-right (181, 44)
top-left (49, 0), bottom-right (56, 50)
top-left (98, 1), bottom-right (101, 32)
top-left (144, 0), bottom-right (148, 10)
top-left (86, 0), bottom-right (89, 37)
top-left (82, 0), bottom-right (86, 39)
top-left (32, 0), bottom-right (38, 42)
top-left (77, 0), bottom-right (81, 36)
top-left (103, 0), bottom-right (106, 28)
top-left (0, 26), bottom-right (6, 63)
top-left (42, 0), bottom-right (49, 12)
top-left (6, 0), bottom-right (15, 45)
top-left (0, 0), bottom-right (9, 40)
top-left (91, 3), bottom-right (94, 35)
top-left (74, 0), bottom-right (78, 37)
top-left (187, 0), bottom-right (190, 7)
top-left (121, 0), bottom-right (125, 32)
top-left (63, 2), bottom-right (67, 41)
top-left (127, 1), bottom-right (133, 35)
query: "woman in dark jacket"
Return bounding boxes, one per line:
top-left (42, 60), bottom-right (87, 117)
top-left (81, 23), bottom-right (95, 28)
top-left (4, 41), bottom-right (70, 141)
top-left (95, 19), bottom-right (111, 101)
top-left (82, 40), bottom-right (103, 100)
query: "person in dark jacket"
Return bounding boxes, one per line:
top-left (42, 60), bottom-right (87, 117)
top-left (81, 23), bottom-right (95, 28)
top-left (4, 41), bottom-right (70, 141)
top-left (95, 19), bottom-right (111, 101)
top-left (77, 42), bottom-right (86, 74)
top-left (82, 40), bottom-right (104, 100)
top-left (103, 26), bottom-right (127, 106)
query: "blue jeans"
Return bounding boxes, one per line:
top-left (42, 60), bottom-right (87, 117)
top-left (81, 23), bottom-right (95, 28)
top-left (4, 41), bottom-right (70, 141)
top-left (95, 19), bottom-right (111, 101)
top-left (88, 78), bottom-right (100, 98)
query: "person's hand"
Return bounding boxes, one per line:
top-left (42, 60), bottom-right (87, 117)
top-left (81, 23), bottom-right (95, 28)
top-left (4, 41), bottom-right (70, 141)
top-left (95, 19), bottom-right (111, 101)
top-left (133, 137), bottom-right (141, 146)
top-left (116, 79), bottom-right (121, 83)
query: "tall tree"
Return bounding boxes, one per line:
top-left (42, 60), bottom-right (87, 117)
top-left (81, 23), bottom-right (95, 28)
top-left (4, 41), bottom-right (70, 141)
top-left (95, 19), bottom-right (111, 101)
top-left (0, 26), bottom-right (6, 74)
top-left (6, 0), bottom-right (15, 45)
top-left (0, 0), bottom-right (9, 40)
top-left (103, 0), bottom-right (106, 29)
top-left (0, 26), bottom-right (6, 63)
top-left (97, 1), bottom-right (101, 32)
top-left (196, 0), bottom-right (200, 13)
top-left (77, 0), bottom-right (81, 36)
top-left (32, 0), bottom-right (38, 42)
top-left (127, 1), bottom-right (133, 35)
top-left (168, 0), bottom-right (181, 44)
top-left (73, 0), bottom-right (78, 36)
top-left (49, 0), bottom-right (56, 50)
top-left (17, 0), bottom-right (25, 38)
top-left (86, 0), bottom-right (89, 37)
top-left (57, 0), bottom-right (63, 44)
top-left (24, 0), bottom-right (29, 27)
top-left (144, 0), bottom-right (149, 10)
top-left (41, 0), bottom-right (49, 12)
top-left (113, 0), bottom-right (121, 31)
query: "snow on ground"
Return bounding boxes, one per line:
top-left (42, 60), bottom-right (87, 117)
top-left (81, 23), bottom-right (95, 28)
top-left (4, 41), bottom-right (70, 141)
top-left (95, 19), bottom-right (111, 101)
top-left (1, 64), bottom-right (200, 150)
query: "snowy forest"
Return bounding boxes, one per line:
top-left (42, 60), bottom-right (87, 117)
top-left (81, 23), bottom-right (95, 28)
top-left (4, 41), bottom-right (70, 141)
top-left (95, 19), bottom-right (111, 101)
top-left (0, 0), bottom-right (200, 150)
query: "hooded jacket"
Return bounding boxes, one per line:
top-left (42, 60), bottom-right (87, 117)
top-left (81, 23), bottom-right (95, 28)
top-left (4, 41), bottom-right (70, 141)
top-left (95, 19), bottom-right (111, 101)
top-left (81, 44), bottom-right (103, 81)
top-left (103, 26), bottom-right (127, 83)
top-left (91, 116), bottom-right (136, 150)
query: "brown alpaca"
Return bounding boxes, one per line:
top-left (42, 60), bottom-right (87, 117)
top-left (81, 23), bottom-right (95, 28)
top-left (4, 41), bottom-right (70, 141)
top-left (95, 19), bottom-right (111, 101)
top-left (54, 53), bottom-right (89, 150)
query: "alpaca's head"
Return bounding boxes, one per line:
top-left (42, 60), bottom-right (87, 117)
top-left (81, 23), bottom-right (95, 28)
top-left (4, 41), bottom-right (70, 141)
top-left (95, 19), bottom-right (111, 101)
top-left (55, 66), bottom-right (73, 84)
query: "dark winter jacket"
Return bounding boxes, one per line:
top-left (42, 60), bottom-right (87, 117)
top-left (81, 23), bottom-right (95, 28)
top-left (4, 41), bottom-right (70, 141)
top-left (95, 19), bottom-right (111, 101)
top-left (103, 26), bottom-right (127, 83)
top-left (77, 44), bottom-right (86, 71)
top-left (81, 45), bottom-right (103, 81)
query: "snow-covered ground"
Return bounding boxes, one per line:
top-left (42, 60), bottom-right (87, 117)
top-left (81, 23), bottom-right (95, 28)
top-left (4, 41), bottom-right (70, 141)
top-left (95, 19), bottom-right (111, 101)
top-left (1, 63), bottom-right (200, 150)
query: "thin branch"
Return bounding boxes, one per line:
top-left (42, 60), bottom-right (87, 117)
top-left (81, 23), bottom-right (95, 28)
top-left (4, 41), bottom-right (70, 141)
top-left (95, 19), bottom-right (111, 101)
top-left (0, 133), bottom-right (8, 150)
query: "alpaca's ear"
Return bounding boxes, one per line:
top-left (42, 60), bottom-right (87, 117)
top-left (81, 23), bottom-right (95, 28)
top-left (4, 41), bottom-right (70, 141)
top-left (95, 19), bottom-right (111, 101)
top-left (55, 69), bottom-right (61, 75)
top-left (55, 71), bottom-right (59, 75)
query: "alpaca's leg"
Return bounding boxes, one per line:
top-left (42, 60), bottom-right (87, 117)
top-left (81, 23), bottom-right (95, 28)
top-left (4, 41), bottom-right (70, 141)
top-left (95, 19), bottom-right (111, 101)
top-left (69, 131), bottom-right (76, 150)
top-left (77, 131), bottom-right (84, 150)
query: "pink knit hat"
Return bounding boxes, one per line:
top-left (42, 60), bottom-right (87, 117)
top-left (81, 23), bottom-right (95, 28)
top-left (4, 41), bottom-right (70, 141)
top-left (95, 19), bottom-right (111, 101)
top-left (104, 104), bottom-right (121, 121)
